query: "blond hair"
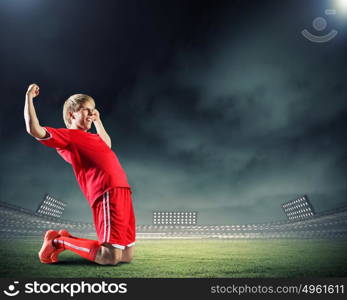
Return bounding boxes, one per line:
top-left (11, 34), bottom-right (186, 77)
top-left (63, 94), bottom-right (95, 128)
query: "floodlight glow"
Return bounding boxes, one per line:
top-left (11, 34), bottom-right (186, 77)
top-left (336, 0), bottom-right (347, 11)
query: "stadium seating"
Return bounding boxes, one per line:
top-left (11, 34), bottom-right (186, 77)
top-left (0, 201), bottom-right (346, 239)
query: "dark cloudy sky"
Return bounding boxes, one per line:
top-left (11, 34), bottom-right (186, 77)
top-left (1, 0), bottom-right (346, 224)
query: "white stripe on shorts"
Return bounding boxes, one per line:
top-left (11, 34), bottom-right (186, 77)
top-left (111, 244), bottom-right (125, 250)
top-left (102, 192), bottom-right (107, 243)
top-left (111, 242), bottom-right (136, 250)
top-left (106, 191), bottom-right (111, 243)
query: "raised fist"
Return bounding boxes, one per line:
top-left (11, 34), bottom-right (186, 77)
top-left (92, 108), bottom-right (100, 122)
top-left (26, 84), bottom-right (40, 98)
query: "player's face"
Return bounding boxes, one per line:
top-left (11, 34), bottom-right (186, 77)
top-left (72, 100), bottom-right (95, 131)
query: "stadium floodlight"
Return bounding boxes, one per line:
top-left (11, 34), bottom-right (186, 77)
top-left (153, 211), bottom-right (198, 225)
top-left (36, 194), bottom-right (67, 219)
top-left (282, 195), bottom-right (316, 222)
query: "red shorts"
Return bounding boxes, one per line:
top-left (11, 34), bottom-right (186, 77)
top-left (92, 187), bottom-right (136, 250)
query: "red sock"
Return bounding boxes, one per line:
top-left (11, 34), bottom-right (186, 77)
top-left (53, 237), bottom-right (100, 262)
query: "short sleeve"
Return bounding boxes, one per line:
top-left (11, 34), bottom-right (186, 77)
top-left (36, 127), bottom-right (70, 149)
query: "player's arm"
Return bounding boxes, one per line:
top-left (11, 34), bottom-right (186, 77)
top-left (93, 109), bottom-right (112, 148)
top-left (24, 83), bottom-right (48, 139)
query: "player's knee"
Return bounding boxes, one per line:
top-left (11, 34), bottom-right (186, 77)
top-left (96, 246), bottom-right (121, 265)
top-left (97, 254), bottom-right (120, 265)
top-left (122, 253), bottom-right (133, 263)
top-left (109, 248), bottom-right (123, 265)
top-left (122, 257), bottom-right (132, 263)
top-left (109, 257), bottom-right (121, 265)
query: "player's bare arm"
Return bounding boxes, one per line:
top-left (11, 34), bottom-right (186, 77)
top-left (93, 109), bottom-right (112, 148)
top-left (24, 84), bottom-right (48, 139)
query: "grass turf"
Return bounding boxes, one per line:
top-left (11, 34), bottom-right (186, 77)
top-left (0, 239), bottom-right (347, 278)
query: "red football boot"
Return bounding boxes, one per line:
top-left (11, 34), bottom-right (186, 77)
top-left (38, 230), bottom-right (60, 264)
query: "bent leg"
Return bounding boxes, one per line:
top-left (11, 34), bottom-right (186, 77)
top-left (92, 188), bottom-right (136, 265)
top-left (121, 246), bottom-right (134, 263)
top-left (94, 243), bottom-right (123, 265)
top-left (94, 244), bottom-right (134, 265)
top-left (53, 235), bottom-right (100, 262)
top-left (54, 236), bottom-right (126, 266)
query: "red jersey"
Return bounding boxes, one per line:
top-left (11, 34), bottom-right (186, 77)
top-left (36, 127), bottom-right (130, 206)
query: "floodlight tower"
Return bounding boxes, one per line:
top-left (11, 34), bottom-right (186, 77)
top-left (153, 211), bottom-right (198, 225)
top-left (36, 194), bottom-right (67, 218)
top-left (282, 195), bottom-right (316, 221)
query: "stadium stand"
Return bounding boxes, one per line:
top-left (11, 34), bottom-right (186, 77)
top-left (0, 201), bottom-right (94, 238)
top-left (0, 201), bottom-right (346, 239)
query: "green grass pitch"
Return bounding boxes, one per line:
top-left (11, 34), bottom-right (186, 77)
top-left (1, 239), bottom-right (347, 278)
